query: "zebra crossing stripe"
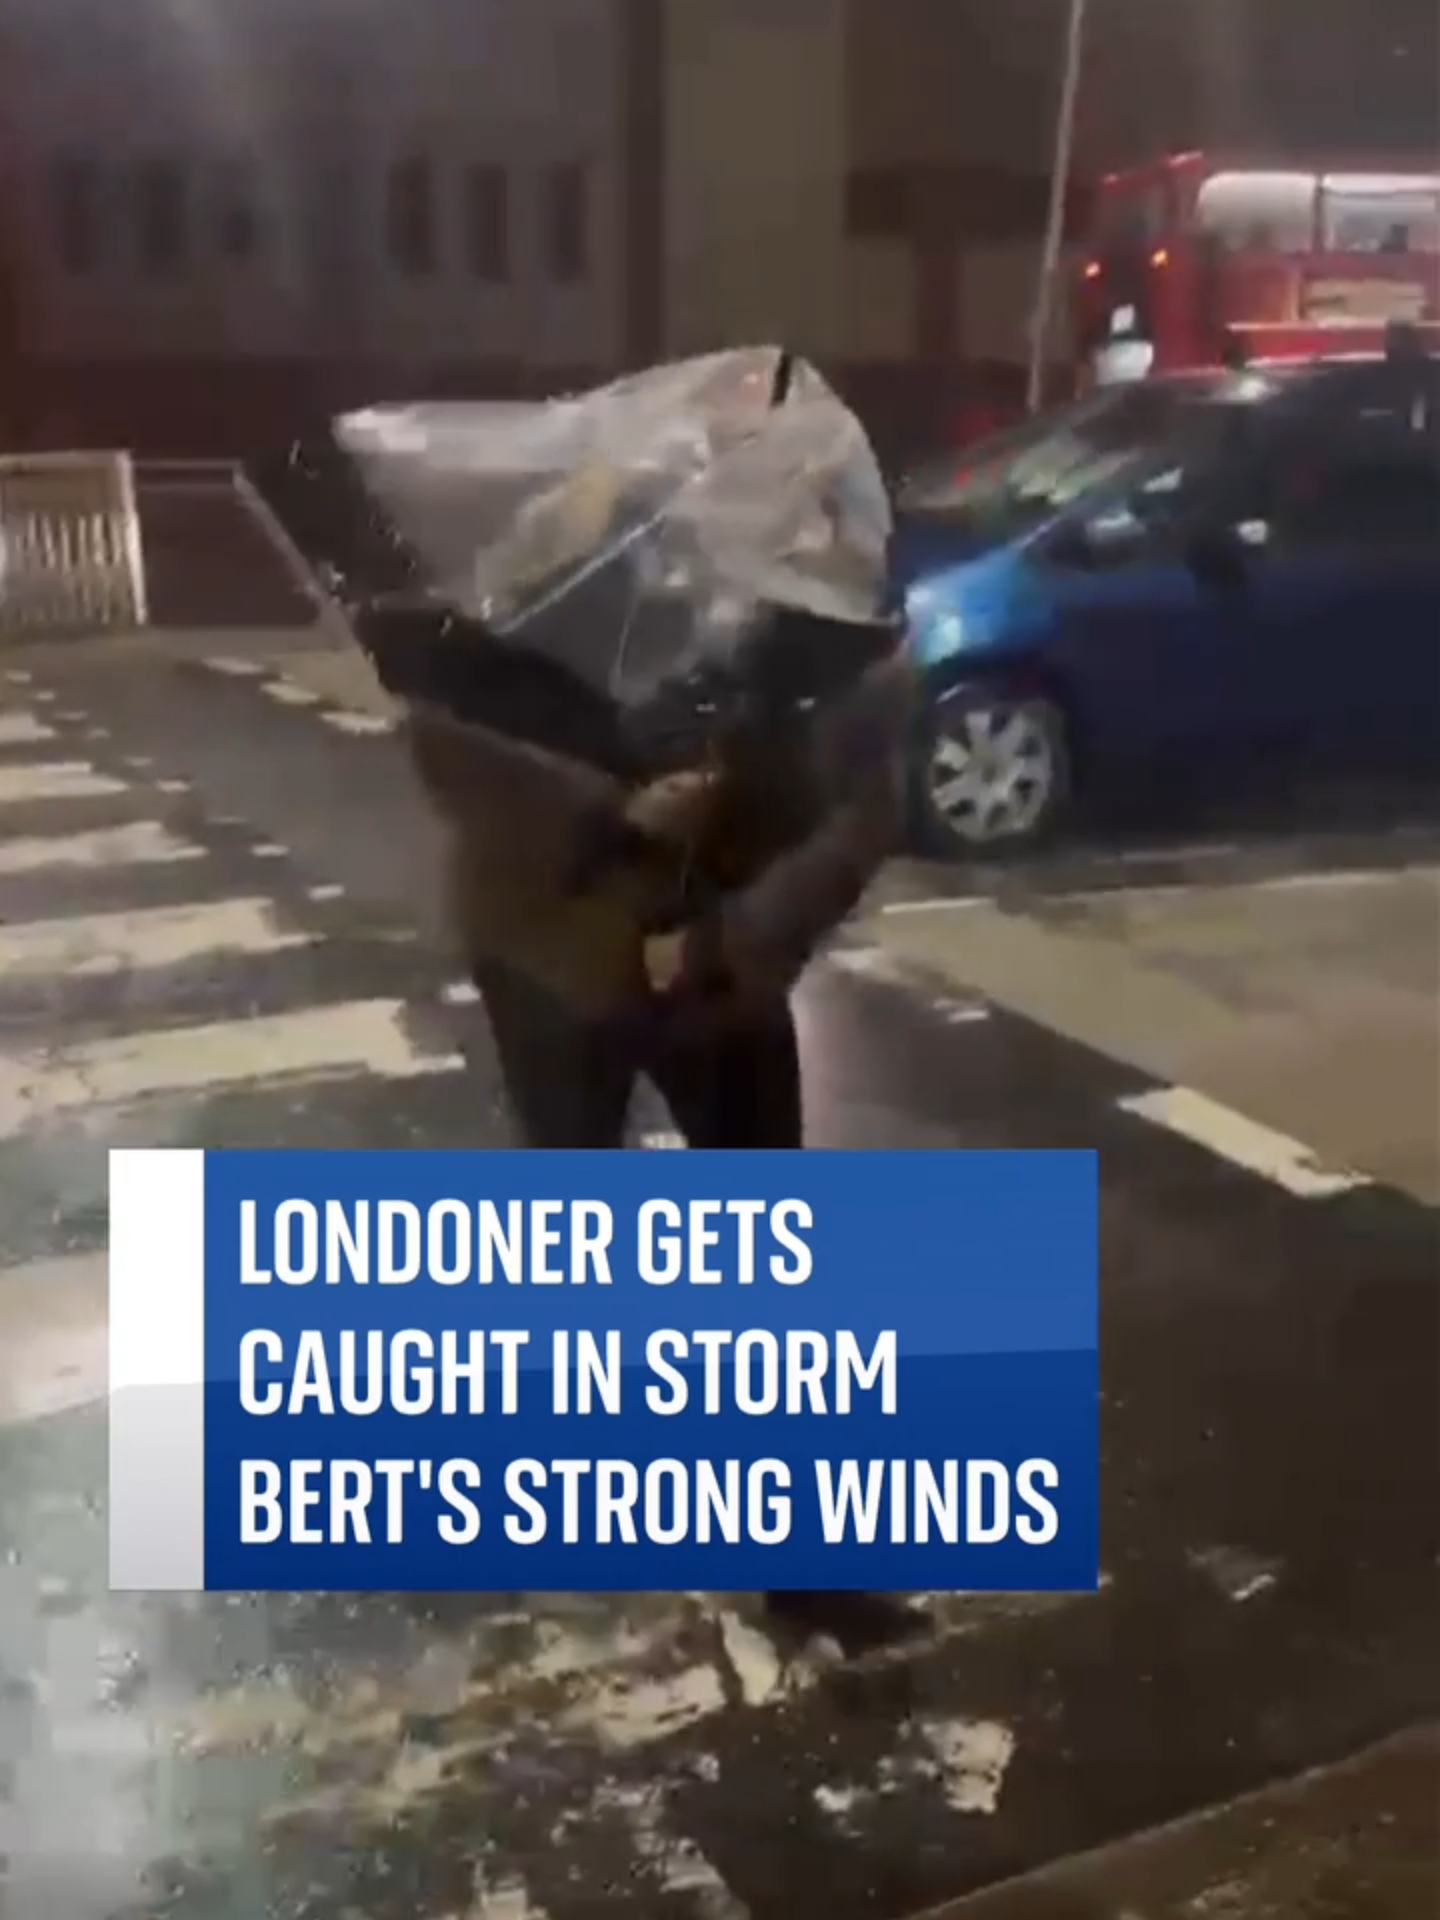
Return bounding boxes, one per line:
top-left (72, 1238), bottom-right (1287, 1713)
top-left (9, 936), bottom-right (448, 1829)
top-left (0, 759), bottom-right (131, 804)
top-left (0, 708), bottom-right (56, 745)
top-left (0, 1249), bottom-right (108, 1426)
top-left (0, 898), bottom-right (314, 976)
top-left (0, 999), bottom-right (464, 1138)
top-left (321, 708), bottom-right (396, 735)
top-left (0, 820), bottom-right (206, 874)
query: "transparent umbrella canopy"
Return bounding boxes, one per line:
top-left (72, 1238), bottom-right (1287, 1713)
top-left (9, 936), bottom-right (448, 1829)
top-left (331, 346), bottom-right (894, 720)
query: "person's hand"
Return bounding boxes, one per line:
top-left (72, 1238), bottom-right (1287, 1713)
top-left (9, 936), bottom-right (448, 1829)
top-left (624, 768), bottom-right (720, 846)
top-left (643, 930), bottom-right (689, 994)
top-left (645, 912), bottom-right (786, 1011)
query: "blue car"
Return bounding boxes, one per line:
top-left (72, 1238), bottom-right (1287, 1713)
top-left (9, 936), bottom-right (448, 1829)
top-left (892, 352), bottom-right (1440, 856)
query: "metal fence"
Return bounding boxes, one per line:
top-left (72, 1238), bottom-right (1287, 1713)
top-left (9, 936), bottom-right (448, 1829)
top-left (0, 450), bottom-right (149, 640)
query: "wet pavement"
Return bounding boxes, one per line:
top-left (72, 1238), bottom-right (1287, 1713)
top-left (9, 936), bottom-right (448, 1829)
top-left (867, 788), bottom-right (1440, 1204)
top-left (1, 642), bottom-right (1438, 1920)
top-left (926, 1725), bottom-right (1440, 1919)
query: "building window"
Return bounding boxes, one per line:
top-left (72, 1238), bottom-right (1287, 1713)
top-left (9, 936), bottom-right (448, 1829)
top-left (387, 157), bottom-right (437, 275)
top-left (544, 162), bottom-right (589, 283)
top-left (213, 157), bottom-right (261, 264)
top-left (135, 157), bottom-right (187, 274)
top-left (52, 154), bottom-right (103, 273)
top-left (464, 164), bottom-right (509, 281)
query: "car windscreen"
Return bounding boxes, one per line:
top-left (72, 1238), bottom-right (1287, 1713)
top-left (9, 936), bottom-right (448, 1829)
top-left (897, 377), bottom-right (1274, 539)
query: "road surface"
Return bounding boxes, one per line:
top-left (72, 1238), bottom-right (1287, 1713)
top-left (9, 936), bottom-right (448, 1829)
top-left (0, 635), bottom-right (1436, 1920)
top-left (869, 793), bottom-right (1440, 1204)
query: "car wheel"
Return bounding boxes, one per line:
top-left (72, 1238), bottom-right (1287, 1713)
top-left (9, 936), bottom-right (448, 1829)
top-left (915, 686), bottom-right (1071, 857)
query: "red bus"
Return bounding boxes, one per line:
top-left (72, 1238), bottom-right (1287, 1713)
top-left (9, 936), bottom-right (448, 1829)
top-left (1077, 153), bottom-right (1440, 383)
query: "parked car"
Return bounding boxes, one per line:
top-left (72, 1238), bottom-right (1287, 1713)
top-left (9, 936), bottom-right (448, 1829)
top-left (892, 352), bottom-right (1440, 856)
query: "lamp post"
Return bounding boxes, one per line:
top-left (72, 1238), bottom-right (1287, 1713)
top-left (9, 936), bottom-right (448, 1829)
top-left (1025, 0), bottom-right (1088, 413)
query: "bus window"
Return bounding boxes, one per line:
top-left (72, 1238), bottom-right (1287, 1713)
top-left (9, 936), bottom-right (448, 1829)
top-left (1319, 175), bottom-right (1440, 254)
top-left (1195, 171), bottom-right (1316, 253)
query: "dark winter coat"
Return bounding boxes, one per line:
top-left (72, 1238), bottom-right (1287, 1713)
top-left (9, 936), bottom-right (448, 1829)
top-left (398, 630), bottom-right (914, 1017)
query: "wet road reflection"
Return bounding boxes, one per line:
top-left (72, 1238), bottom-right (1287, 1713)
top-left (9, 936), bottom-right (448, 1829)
top-left (1, 664), bottom-right (1436, 1920)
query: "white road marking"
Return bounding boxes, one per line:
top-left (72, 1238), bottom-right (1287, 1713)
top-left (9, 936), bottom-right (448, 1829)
top-left (156, 777), bottom-right (191, 793)
top-left (0, 1250), bottom-right (108, 1425)
top-left (0, 820), bottom-right (206, 875)
top-left (880, 894), bottom-right (990, 917)
top-left (0, 998), bottom-right (464, 1137)
top-left (1118, 1085), bottom-right (1372, 1197)
top-left (465, 1869), bottom-right (552, 1920)
top-left (203, 656), bottom-right (266, 676)
top-left (825, 942), bottom-right (920, 983)
top-left (884, 862), bottom-right (1433, 917)
top-left (715, 1607), bottom-right (786, 1706)
top-left (308, 881), bottom-right (346, 901)
top-left (641, 1129), bottom-right (685, 1149)
top-left (0, 898), bottom-right (312, 977)
top-left (827, 942), bottom-right (991, 1023)
top-left (1051, 865), bottom-right (1427, 908)
top-left (915, 1717), bottom-right (1017, 1815)
top-left (178, 1591), bottom-right (1076, 1865)
top-left (1187, 1544), bottom-right (1283, 1604)
top-left (263, 680), bottom-right (321, 706)
top-left (322, 709), bottom-right (396, 735)
top-left (1233, 866), bottom-right (1430, 895)
top-left (4, 668), bottom-right (33, 683)
top-left (562, 1662), bottom-right (727, 1752)
top-left (596, 1782), bottom-right (749, 1918)
top-left (252, 841), bottom-right (288, 858)
top-left (0, 760), bottom-right (129, 805)
top-left (1112, 840), bottom-right (1239, 866)
top-left (440, 978), bottom-right (481, 1005)
top-left (0, 709), bottom-right (55, 745)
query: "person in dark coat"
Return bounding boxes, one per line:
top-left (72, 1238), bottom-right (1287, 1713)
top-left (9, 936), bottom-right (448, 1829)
top-left (401, 621), bottom-right (907, 1137)
top-left (268, 363), bottom-right (929, 1650)
top-left (387, 609), bottom-right (928, 1652)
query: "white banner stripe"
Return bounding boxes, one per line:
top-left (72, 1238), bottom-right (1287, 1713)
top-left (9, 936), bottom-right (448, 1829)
top-left (0, 821), bottom-right (206, 874)
top-left (109, 1147), bottom-right (206, 1590)
top-left (0, 898), bottom-right (313, 976)
top-left (0, 999), bottom-right (464, 1136)
top-left (0, 760), bottom-right (131, 804)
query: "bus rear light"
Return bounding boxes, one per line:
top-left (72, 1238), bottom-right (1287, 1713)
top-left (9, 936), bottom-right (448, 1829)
top-left (1151, 247), bottom-right (1170, 268)
top-left (1083, 260), bottom-right (1102, 280)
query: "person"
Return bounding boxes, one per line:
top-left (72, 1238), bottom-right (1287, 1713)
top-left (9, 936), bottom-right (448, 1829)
top-left (390, 605), bottom-right (929, 1653)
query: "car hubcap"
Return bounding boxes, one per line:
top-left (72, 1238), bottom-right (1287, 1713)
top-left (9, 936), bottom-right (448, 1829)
top-left (929, 703), bottom-right (1057, 843)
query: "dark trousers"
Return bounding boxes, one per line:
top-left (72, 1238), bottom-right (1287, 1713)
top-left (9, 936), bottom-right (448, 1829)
top-left (473, 962), bottom-right (921, 1648)
top-left (474, 963), bottom-right (803, 1151)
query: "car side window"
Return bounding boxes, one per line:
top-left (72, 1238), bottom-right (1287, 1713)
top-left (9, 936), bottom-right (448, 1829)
top-left (1055, 454), bottom-right (1221, 569)
top-left (1264, 439), bottom-right (1440, 549)
top-left (1238, 373), bottom-right (1440, 553)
